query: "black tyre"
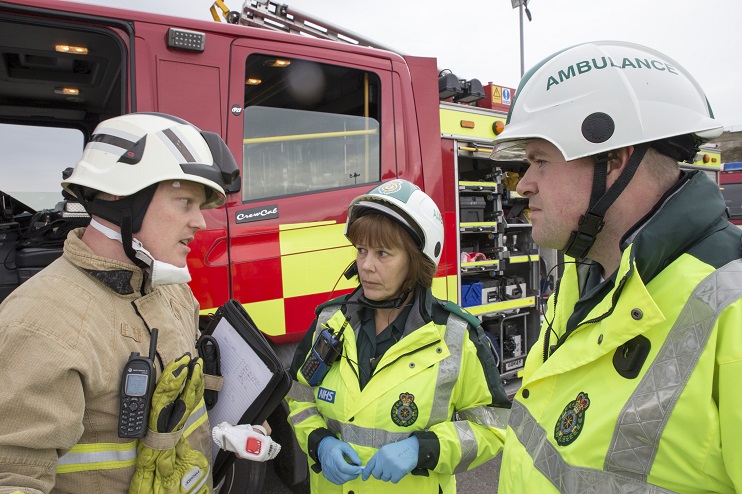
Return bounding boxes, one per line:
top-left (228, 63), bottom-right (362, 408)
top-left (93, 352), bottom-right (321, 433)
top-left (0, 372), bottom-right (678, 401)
top-left (217, 458), bottom-right (266, 494)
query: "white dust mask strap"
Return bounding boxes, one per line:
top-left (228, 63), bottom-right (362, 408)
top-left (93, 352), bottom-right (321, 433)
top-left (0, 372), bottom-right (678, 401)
top-left (88, 219), bottom-right (192, 287)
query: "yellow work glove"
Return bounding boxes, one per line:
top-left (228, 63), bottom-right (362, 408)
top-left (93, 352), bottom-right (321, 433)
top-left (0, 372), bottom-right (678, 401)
top-left (129, 354), bottom-right (211, 494)
top-left (502, 171), bottom-right (520, 192)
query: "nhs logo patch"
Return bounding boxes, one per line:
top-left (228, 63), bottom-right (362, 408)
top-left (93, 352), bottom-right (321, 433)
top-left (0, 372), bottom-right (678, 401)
top-left (317, 387), bottom-right (336, 403)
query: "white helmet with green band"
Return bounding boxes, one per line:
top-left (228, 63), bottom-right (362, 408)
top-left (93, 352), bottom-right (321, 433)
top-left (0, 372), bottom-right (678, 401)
top-left (345, 179), bottom-right (444, 267)
top-left (490, 40), bottom-right (723, 162)
top-left (489, 41), bottom-right (723, 260)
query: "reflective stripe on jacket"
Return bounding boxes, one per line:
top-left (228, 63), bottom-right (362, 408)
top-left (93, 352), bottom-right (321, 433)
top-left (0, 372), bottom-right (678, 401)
top-left (56, 400), bottom-right (208, 474)
top-left (500, 171), bottom-right (742, 493)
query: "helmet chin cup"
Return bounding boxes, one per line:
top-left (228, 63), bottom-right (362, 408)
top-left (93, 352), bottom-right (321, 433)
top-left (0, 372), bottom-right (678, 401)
top-left (88, 219), bottom-right (191, 287)
top-left (132, 240), bottom-right (192, 287)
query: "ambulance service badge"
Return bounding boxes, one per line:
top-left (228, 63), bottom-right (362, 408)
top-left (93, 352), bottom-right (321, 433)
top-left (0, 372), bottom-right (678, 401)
top-left (391, 392), bottom-right (418, 427)
top-left (554, 391), bottom-right (590, 446)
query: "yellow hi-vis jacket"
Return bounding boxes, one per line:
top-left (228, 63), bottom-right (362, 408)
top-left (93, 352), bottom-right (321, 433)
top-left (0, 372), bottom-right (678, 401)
top-left (287, 287), bottom-right (510, 494)
top-left (499, 171), bottom-right (742, 493)
top-left (0, 229), bottom-right (213, 493)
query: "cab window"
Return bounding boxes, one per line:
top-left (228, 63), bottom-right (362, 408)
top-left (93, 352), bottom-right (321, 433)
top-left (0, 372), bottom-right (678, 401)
top-left (0, 123), bottom-right (83, 211)
top-left (242, 54), bottom-right (381, 201)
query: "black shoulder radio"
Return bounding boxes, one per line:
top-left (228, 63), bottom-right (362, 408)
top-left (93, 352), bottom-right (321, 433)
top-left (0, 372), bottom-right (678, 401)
top-left (118, 327), bottom-right (158, 438)
top-left (300, 319), bottom-right (347, 386)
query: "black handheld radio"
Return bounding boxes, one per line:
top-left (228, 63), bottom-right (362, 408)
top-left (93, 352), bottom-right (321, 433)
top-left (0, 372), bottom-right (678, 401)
top-left (118, 327), bottom-right (158, 438)
top-left (300, 319), bottom-right (347, 386)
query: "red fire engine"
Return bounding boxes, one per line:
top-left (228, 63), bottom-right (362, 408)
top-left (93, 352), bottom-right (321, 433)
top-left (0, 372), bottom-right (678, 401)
top-left (0, 0), bottom-right (536, 491)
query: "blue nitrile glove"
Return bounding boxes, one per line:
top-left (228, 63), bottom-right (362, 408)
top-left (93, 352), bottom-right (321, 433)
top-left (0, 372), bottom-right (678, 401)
top-left (362, 435), bottom-right (419, 484)
top-left (317, 436), bottom-right (364, 485)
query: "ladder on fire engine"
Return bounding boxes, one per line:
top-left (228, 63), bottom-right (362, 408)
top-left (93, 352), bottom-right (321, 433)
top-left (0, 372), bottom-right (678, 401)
top-left (210, 0), bottom-right (398, 52)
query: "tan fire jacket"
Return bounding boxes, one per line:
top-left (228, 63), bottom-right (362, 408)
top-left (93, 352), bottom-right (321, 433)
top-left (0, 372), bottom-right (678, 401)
top-left (0, 228), bottom-right (213, 493)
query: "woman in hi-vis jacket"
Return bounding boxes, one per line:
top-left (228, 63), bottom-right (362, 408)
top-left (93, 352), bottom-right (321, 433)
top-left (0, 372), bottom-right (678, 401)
top-left (287, 179), bottom-right (511, 493)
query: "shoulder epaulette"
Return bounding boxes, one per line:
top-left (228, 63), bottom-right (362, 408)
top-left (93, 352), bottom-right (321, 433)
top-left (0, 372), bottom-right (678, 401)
top-left (441, 300), bottom-right (482, 329)
top-left (314, 294), bottom-right (349, 315)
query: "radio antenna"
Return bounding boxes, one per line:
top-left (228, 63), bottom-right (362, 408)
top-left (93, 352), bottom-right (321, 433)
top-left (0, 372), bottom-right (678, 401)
top-left (149, 328), bottom-right (159, 361)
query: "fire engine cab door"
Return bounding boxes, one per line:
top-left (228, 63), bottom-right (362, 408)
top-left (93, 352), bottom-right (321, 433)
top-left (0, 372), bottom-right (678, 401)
top-left (225, 42), bottom-right (396, 342)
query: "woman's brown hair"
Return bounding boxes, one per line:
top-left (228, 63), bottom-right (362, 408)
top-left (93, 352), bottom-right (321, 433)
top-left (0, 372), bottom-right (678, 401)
top-left (348, 213), bottom-right (437, 292)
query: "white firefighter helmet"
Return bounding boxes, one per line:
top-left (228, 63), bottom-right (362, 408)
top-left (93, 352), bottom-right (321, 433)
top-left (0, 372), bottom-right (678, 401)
top-left (63, 112), bottom-right (238, 209)
top-left (346, 179), bottom-right (444, 267)
top-left (490, 40), bottom-right (723, 162)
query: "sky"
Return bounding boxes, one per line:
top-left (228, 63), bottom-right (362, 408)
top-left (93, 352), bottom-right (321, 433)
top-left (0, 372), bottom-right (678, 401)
top-left (68, 0), bottom-right (742, 130)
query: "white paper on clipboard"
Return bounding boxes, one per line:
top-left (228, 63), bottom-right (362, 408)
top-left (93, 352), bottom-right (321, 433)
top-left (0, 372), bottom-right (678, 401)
top-left (207, 316), bottom-right (273, 463)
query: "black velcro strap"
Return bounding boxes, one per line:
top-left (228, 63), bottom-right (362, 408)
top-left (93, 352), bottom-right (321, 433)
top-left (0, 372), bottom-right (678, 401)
top-left (589, 152), bottom-right (611, 210)
top-left (564, 144), bottom-right (650, 259)
top-left (119, 209), bottom-right (141, 266)
top-left (591, 144), bottom-right (649, 217)
top-left (563, 212), bottom-right (605, 259)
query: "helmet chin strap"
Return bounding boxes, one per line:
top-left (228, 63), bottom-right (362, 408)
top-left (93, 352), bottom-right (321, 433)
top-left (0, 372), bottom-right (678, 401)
top-left (563, 143), bottom-right (649, 259)
top-left (88, 219), bottom-right (192, 287)
top-left (357, 289), bottom-right (412, 310)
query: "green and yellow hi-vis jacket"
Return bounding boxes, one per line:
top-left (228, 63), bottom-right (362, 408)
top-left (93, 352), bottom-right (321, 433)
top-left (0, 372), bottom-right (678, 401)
top-left (287, 287), bottom-right (510, 494)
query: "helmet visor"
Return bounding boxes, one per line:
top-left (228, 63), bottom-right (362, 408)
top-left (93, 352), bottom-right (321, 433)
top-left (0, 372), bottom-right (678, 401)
top-left (489, 140), bottom-right (530, 161)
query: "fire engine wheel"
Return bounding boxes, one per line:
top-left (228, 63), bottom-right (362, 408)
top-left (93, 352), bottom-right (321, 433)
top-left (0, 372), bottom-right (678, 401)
top-left (217, 458), bottom-right (266, 494)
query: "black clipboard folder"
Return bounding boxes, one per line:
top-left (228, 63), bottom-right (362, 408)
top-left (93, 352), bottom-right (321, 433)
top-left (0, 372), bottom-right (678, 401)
top-left (202, 299), bottom-right (292, 485)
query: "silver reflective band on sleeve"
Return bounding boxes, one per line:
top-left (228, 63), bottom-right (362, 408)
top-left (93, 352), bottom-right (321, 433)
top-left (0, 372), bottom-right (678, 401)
top-left (57, 440), bottom-right (138, 474)
top-left (452, 421), bottom-right (478, 474)
top-left (289, 406), bottom-right (320, 427)
top-left (606, 259), bottom-right (742, 479)
top-left (288, 380), bottom-right (316, 403)
top-left (325, 418), bottom-right (410, 449)
top-left (509, 401), bottom-right (675, 493)
top-left (455, 405), bottom-right (510, 428)
top-left (426, 313), bottom-right (467, 427)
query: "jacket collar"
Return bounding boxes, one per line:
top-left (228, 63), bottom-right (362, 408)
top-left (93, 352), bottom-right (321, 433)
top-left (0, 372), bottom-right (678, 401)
top-left (64, 228), bottom-right (145, 295)
top-left (621, 170), bottom-right (728, 285)
top-left (563, 171), bottom-right (726, 335)
top-left (343, 285), bottom-right (434, 338)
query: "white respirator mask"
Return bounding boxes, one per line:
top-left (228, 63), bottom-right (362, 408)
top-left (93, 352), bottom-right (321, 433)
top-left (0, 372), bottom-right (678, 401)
top-left (88, 219), bottom-right (192, 287)
top-left (212, 422), bottom-right (281, 462)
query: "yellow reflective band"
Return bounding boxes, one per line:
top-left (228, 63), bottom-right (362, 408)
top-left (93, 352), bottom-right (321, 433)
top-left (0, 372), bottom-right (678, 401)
top-left (57, 440), bottom-right (137, 474)
top-left (466, 296), bottom-right (536, 315)
top-left (509, 254), bottom-right (539, 264)
top-left (244, 128), bottom-right (377, 145)
top-left (183, 399), bottom-right (208, 438)
top-left (57, 400), bottom-right (207, 475)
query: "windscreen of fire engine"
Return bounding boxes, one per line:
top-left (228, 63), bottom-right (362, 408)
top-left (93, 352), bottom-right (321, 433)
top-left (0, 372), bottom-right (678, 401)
top-left (242, 54), bottom-right (381, 201)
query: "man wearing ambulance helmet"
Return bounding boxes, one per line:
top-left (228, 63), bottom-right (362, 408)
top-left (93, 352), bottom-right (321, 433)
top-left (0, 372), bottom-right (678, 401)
top-left (490, 41), bottom-right (742, 492)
